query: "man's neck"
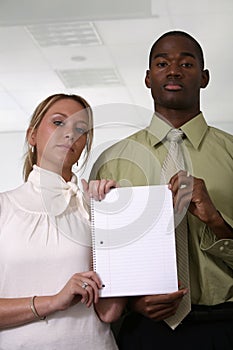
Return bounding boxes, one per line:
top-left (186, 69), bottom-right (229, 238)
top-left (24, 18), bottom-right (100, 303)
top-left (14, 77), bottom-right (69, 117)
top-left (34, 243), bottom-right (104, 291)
top-left (155, 107), bottom-right (200, 128)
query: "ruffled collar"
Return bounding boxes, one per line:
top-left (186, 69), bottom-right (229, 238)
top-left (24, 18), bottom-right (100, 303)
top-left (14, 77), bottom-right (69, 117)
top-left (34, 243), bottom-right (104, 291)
top-left (27, 165), bottom-right (87, 217)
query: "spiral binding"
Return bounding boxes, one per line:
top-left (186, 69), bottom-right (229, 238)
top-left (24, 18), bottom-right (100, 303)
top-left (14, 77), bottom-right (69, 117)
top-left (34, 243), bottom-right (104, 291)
top-left (90, 197), bottom-right (97, 271)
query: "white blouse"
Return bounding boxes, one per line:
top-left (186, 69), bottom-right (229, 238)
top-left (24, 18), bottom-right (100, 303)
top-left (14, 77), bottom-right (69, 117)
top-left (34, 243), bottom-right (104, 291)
top-left (0, 165), bottom-right (117, 350)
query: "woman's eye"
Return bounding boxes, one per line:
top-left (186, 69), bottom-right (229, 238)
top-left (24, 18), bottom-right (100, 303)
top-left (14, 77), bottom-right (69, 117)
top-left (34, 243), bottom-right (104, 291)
top-left (53, 120), bottom-right (64, 126)
top-left (76, 127), bottom-right (87, 134)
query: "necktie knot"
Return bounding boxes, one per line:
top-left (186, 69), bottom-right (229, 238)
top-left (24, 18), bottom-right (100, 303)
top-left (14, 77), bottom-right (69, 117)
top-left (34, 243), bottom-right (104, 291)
top-left (160, 129), bottom-right (185, 184)
top-left (167, 129), bottom-right (184, 143)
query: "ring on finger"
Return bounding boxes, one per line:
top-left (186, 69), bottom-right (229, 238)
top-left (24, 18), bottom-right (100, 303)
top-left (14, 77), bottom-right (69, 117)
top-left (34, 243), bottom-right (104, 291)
top-left (81, 282), bottom-right (89, 289)
top-left (180, 184), bottom-right (187, 189)
top-left (186, 171), bottom-right (190, 177)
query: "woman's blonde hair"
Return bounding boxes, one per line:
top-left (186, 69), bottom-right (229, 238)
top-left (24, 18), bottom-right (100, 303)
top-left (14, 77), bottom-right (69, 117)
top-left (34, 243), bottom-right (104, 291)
top-left (23, 93), bottom-right (93, 181)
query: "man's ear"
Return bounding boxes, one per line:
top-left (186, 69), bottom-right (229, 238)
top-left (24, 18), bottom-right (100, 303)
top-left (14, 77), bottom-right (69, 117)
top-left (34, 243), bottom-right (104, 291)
top-left (201, 69), bottom-right (210, 89)
top-left (27, 127), bottom-right (37, 146)
top-left (145, 69), bottom-right (151, 89)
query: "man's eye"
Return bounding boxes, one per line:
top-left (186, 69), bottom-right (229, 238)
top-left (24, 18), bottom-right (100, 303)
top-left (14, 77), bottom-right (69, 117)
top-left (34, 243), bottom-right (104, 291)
top-left (157, 62), bottom-right (168, 67)
top-left (53, 120), bottom-right (64, 126)
top-left (181, 63), bottom-right (193, 68)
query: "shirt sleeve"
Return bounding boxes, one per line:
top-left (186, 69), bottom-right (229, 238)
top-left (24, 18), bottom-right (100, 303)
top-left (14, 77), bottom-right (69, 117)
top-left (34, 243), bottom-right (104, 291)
top-left (89, 155), bottom-right (116, 181)
top-left (200, 216), bottom-right (233, 269)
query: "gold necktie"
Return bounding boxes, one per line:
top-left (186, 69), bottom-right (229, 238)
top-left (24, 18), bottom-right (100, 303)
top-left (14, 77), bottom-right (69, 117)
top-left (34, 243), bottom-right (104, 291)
top-left (160, 129), bottom-right (191, 329)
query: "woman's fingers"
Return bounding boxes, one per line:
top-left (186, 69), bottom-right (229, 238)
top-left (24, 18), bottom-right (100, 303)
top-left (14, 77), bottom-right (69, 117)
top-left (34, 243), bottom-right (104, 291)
top-left (82, 179), bottom-right (118, 201)
top-left (79, 282), bottom-right (94, 307)
top-left (56, 271), bottom-right (102, 310)
top-left (78, 275), bottom-right (101, 305)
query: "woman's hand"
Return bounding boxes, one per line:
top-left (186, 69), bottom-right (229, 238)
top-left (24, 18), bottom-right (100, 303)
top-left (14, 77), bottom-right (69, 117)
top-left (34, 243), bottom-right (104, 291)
top-left (52, 271), bottom-right (102, 311)
top-left (81, 179), bottom-right (118, 201)
top-left (0, 271), bottom-right (103, 329)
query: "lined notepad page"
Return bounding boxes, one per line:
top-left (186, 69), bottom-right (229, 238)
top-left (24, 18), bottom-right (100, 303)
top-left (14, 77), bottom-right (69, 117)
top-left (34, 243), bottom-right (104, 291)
top-left (91, 185), bottom-right (178, 297)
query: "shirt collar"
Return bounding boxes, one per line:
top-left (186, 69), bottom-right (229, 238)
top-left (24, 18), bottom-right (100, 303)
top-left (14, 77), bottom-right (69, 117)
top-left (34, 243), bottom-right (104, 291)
top-left (147, 113), bottom-right (174, 146)
top-left (147, 112), bottom-right (208, 150)
top-left (27, 165), bottom-right (83, 216)
top-left (28, 164), bottom-right (78, 188)
top-left (180, 113), bottom-right (208, 149)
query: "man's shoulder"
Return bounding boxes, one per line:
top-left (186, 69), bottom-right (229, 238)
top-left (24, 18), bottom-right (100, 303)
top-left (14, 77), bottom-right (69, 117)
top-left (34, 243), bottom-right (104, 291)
top-left (208, 125), bottom-right (233, 144)
top-left (89, 127), bottom-right (149, 180)
top-left (100, 127), bottom-right (148, 158)
top-left (210, 125), bottom-right (232, 136)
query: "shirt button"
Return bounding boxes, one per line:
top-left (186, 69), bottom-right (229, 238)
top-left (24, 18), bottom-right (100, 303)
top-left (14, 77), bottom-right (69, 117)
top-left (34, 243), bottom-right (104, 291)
top-left (224, 241), bottom-right (229, 246)
top-left (219, 246), bottom-right (224, 251)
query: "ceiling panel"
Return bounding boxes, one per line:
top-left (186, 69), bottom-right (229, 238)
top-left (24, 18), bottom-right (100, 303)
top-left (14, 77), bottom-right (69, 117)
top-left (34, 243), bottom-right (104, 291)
top-left (0, 0), bottom-right (152, 24)
top-left (0, 0), bottom-right (232, 135)
top-left (0, 26), bottom-right (38, 50)
top-left (40, 45), bottom-right (115, 70)
top-left (162, 0), bottom-right (233, 15)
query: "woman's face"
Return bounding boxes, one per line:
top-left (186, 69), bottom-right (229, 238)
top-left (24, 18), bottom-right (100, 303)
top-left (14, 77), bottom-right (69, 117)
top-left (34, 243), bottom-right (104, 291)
top-left (30, 98), bottom-right (89, 178)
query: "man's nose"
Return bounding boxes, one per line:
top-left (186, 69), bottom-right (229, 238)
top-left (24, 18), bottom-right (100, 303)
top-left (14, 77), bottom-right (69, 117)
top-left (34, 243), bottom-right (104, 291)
top-left (167, 63), bottom-right (182, 77)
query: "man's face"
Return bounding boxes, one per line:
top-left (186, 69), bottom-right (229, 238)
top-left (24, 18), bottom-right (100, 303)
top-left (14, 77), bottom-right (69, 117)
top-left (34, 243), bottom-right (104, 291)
top-left (145, 35), bottom-right (209, 114)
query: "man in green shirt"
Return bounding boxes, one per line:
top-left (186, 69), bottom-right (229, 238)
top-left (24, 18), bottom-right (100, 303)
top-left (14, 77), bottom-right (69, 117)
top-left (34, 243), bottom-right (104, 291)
top-left (90, 31), bottom-right (233, 349)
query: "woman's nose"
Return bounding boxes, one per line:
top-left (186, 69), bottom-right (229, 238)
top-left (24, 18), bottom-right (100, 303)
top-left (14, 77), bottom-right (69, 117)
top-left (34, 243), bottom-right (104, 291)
top-left (65, 129), bottom-right (74, 141)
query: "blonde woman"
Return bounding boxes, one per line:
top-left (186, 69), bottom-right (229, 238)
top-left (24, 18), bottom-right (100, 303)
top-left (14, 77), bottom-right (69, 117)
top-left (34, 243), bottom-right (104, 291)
top-left (0, 93), bottom-right (126, 350)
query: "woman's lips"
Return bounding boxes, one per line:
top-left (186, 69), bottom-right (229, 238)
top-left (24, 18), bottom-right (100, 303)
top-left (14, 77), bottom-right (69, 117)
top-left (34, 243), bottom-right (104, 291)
top-left (57, 144), bottom-right (74, 152)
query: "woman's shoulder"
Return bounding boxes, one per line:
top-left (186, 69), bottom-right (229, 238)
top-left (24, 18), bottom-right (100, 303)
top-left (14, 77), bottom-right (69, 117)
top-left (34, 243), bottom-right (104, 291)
top-left (0, 183), bottom-right (28, 211)
top-left (0, 182), bottom-right (26, 196)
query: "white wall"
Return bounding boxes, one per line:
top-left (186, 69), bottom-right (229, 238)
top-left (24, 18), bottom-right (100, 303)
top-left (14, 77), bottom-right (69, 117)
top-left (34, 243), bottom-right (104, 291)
top-left (0, 110), bottom-right (232, 192)
top-left (0, 132), bottom-right (25, 191)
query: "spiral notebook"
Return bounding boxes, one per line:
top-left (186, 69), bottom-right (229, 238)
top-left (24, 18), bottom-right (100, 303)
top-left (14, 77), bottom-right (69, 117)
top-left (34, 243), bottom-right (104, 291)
top-left (91, 185), bottom-right (178, 297)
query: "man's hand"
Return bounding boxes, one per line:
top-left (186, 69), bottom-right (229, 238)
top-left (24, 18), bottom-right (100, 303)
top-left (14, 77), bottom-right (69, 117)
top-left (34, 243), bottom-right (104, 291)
top-left (169, 171), bottom-right (233, 238)
top-left (130, 289), bottom-right (188, 321)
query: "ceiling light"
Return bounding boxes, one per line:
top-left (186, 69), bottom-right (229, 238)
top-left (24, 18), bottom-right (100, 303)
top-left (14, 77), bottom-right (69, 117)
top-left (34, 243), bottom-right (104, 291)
top-left (56, 68), bottom-right (123, 88)
top-left (26, 21), bottom-right (102, 47)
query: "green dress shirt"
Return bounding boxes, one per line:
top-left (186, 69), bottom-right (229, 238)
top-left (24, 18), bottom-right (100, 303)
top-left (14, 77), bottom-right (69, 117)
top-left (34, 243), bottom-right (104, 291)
top-left (90, 113), bottom-right (233, 305)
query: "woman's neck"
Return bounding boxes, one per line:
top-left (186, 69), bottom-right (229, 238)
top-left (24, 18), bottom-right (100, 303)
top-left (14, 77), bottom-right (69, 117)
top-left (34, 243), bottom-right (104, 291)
top-left (36, 162), bottom-right (72, 182)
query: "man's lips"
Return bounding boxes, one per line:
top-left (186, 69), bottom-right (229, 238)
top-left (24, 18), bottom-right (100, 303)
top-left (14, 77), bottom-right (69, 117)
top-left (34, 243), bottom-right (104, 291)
top-left (164, 83), bottom-right (183, 91)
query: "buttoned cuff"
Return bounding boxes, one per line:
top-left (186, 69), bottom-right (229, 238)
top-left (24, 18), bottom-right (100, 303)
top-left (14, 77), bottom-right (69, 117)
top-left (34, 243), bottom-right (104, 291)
top-left (200, 224), bottom-right (233, 268)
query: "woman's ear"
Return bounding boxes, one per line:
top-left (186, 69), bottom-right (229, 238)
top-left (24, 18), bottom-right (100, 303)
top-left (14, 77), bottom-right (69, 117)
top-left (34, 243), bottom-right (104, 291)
top-left (145, 69), bottom-right (151, 89)
top-left (27, 127), bottom-right (37, 146)
top-left (201, 69), bottom-right (210, 89)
